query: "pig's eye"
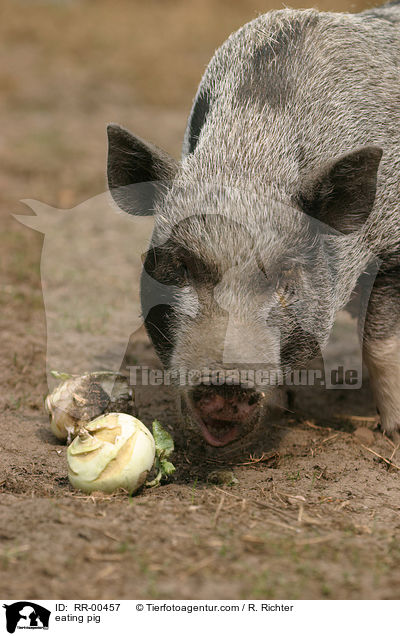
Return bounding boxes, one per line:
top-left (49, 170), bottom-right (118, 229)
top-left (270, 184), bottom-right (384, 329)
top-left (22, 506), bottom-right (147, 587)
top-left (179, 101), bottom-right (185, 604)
top-left (276, 269), bottom-right (298, 306)
top-left (257, 258), bottom-right (269, 280)
top-left (176, 262), bottom-right (189, 281)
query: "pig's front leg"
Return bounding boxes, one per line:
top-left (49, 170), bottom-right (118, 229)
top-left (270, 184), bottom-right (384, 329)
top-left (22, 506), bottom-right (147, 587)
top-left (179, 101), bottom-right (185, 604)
top-left (362, 266), bottom-right (400, 440)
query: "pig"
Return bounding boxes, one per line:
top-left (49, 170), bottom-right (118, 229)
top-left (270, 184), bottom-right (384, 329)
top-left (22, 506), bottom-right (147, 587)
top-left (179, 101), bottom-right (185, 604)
top-left (107, 2), bottom-right (400, 446)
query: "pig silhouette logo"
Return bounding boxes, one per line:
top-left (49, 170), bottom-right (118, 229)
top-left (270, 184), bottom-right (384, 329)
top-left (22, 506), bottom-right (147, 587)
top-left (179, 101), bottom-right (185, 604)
top-left (3, 602), bottom-right (50, 633)
top-left (15, 192), bottom-right (154, 393)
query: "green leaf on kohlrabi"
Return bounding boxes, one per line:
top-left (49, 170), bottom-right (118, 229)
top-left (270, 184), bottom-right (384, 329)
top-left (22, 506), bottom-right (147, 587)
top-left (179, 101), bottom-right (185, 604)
top-left (160, 460), bottom-right (176, 476)
top-left (145, 420), bottom-right (176, 487)
top-left (152, 419), bottom-right (175, 459)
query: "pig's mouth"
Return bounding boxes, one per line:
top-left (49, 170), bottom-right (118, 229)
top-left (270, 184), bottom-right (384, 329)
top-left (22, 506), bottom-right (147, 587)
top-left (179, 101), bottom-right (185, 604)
top-left (196, 415), bottom-right (241, 447)
top-left (184, 387), bottom-right (264, 447)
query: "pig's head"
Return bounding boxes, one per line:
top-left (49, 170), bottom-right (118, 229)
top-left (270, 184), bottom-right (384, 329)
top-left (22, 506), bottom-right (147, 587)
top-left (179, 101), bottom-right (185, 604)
top-left (107, 124), bottom-right (382, 447)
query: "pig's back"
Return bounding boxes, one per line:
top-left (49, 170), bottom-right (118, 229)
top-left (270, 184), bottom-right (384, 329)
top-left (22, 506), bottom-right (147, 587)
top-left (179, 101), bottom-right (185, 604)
top-left (182, 6), bottom-right (400, 252)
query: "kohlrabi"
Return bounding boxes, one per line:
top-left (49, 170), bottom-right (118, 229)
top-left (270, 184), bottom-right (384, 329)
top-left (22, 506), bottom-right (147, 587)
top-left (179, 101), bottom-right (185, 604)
top-left (67, 414), bottom-right (175, 495)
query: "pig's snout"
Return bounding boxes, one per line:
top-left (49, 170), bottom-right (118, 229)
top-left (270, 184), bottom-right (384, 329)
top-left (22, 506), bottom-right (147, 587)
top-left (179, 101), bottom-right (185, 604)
top-left (188, 385), bottom-right (264, 447)
top-left (194, 391), bottom-right (260, 420)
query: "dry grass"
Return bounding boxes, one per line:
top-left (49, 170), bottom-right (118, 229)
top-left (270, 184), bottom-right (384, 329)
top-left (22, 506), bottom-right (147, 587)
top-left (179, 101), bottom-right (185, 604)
top-left (1, 0), bottom-right (380, 107)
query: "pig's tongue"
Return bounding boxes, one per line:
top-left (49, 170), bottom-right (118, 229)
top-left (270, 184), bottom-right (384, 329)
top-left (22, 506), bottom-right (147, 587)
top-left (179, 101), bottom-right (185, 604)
top-left (198, 417), bottom-right (239, 447)
top-left (193, 395), bottom-right (239, 446)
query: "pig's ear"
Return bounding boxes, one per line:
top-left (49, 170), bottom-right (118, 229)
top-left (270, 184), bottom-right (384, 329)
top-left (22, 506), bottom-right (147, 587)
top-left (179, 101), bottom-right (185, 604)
top-left (297, 146), bottom-right (383, 234)
top-left (107, 123), bottom-right (178, 215)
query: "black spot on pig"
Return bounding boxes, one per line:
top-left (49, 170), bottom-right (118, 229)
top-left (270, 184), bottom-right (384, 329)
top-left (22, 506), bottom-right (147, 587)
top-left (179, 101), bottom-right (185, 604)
top-left (185, 89), bottom-right (212, 154)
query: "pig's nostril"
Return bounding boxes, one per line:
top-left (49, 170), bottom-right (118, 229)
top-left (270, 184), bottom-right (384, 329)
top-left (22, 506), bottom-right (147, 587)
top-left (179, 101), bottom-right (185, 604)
top-left (248, 394), bottom-right (260, 406)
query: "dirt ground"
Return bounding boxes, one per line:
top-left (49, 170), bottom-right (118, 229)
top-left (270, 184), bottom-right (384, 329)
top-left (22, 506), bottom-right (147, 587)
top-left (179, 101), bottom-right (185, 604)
top-left (2, 0), bottom-right (400, 600)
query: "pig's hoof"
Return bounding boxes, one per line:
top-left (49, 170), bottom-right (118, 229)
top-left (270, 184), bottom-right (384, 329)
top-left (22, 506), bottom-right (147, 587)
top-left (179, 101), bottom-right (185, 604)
top-left (376, 415), bottom-right (400, 444)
